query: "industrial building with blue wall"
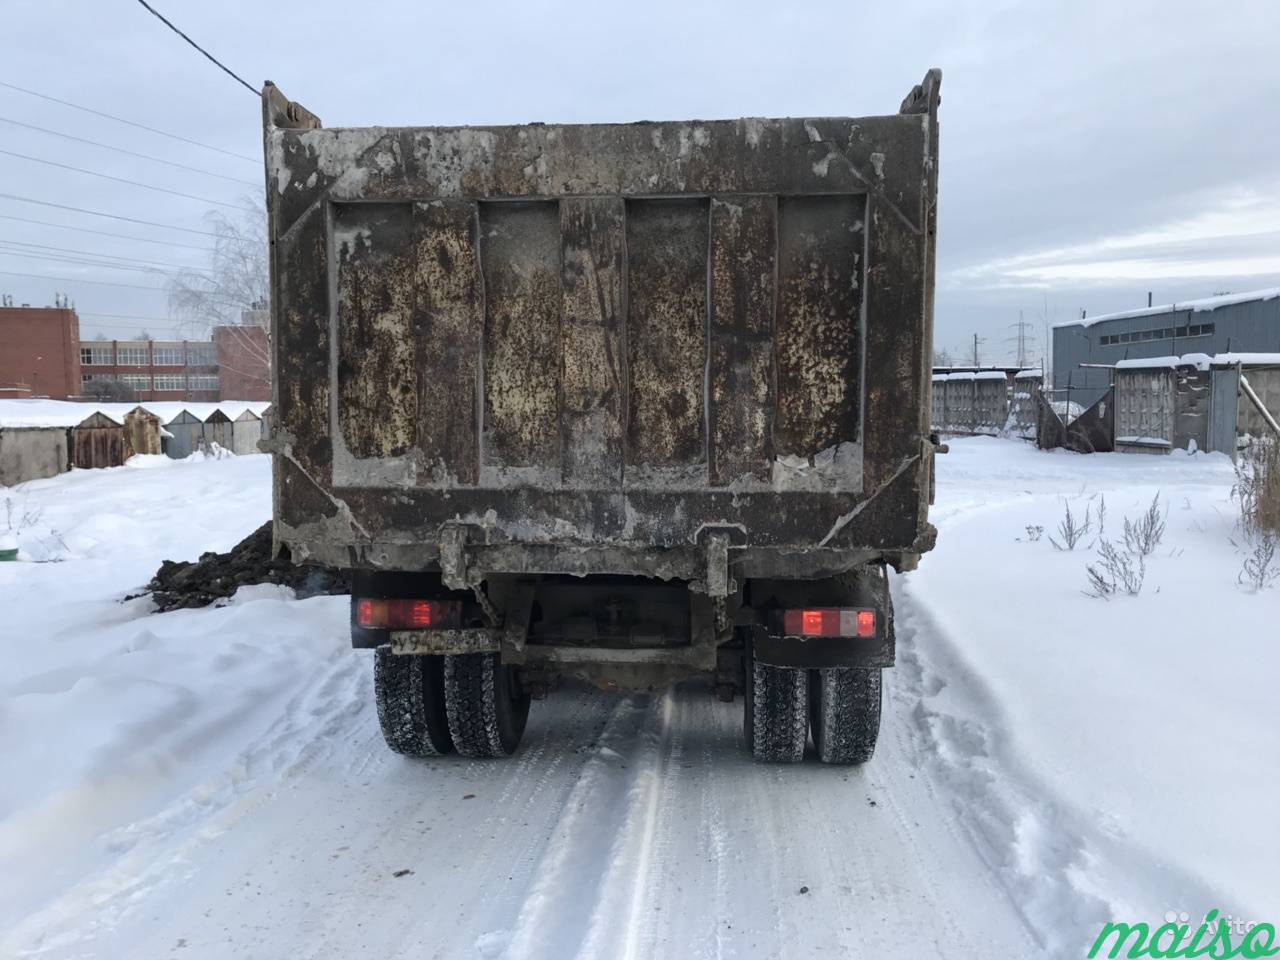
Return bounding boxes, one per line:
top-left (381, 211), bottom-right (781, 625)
top-left (1052, 288), bottom-right (1280, 407)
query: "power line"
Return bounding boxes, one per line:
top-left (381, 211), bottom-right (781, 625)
top-left (80, 311), bottom-right (184, 323)
top-left (133, 0), bottom-right (259, 97)
top-left (0, 240), bottom-right (211, 273)
top-left (0, 268), bottom-right (166, 291)
top-left (0, 213), bottom-right (213, 251)
top-left (0, 193), bottom-right (235, 238)
top-left (81, 321), bottom-right (188, 332)
top-left (0, 248), bottom-right (190, 276)
top-left (0, 80), bottom-right (257, 163)
top-left (0, 148), bottom-right (242, 209)
top-left (0, 116), bottom-right (257, 186)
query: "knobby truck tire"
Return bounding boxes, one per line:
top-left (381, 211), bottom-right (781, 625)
top-left (374, 646), bottom-right (454, 757)
top-left (810, 667), bottom-right (882, 764)
top-left (744, 655), bottom-right (809, 763)
top-left (443, 652), bottom-right (530, 758)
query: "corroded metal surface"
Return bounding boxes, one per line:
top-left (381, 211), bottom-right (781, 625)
top-left (481, 202), bottom-right (562, 472)
top-left (560, 197), bottom-right (625, 486)
top-left (70, 413), bottom-right (125, 470)
top-left (263, 71), bottom-right (942, 580)
top-left (335, 203), bottom-right (417, 459)
top-left (625, 199), bottom-right (708, 472)
top-left (774, 195), bottom-right (864, 458)
top-left (709, 196), bottom-right (775, 486)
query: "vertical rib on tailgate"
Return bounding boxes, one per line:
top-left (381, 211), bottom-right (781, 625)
top-left (265, 72), bottom-right (940, 574)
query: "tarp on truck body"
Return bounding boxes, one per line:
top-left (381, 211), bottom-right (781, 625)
top-left (263, 72), bottom-right (942, 580)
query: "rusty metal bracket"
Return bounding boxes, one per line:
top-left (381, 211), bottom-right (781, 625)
top-left (439, 524), bottom-right (470, 591)
top-left (689, 528), bottom-right (739, 598)
top-left (439, 523), bottom-right (502, 626)
top-left (501, 579), bottom-right (536, 652)
top-left (705, 532), bottom-right (731, 598)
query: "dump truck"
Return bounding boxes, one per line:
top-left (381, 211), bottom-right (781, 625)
top-left (262, 69), bottom-right (941, 764)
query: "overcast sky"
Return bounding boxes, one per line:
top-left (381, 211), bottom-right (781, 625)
top-left (3, 0), bottom-right (1278, 365)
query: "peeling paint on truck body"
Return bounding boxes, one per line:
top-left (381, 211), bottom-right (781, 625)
top-left (262, 72), bottom-right (941, 583)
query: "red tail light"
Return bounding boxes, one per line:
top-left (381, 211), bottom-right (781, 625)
top-left (782, 608), bottom-right (876, 638)
top-left (356, 598), bottom-right (462, 629)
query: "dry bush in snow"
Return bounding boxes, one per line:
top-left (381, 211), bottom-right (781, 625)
top-left (1085, 539), bottom-right (1146, 599)
top-left (1234, 440), bottom-right (1280, 539)
top-left (1049, 501), bottom-right (1091, 551)
top-left (2, 494), bottom-right (40, 537)
top-left (1238, 534), bottom-right (1279, 592)
top-left (1122, 493), bottom-right (1166, 557)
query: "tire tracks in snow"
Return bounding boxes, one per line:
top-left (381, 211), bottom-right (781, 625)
top-left (891, 578), bottom-right (1230, 957)
top-left (495, 694), bottom-right (652, 959)
top-left (3, 647), bottom-right (367, 957)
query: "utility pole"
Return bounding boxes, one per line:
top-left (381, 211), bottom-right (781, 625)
top-left (971, 333), bottom-right (986, 367)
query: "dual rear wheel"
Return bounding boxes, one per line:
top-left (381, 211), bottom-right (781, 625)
top-left (374, 648), bottom-right (530, 759)
top-left (375, 645), bottom-right (880, 764)
top-left (744, 646), bottom-right (882, 764)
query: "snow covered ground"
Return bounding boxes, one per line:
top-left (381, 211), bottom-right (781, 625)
top-left (1, 441), bottom-right (1276, 958)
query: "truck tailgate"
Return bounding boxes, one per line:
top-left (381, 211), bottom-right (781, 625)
top-left (264, 72), bottom-right (940, 579)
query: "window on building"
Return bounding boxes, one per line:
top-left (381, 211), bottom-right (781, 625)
top-left (153, 374), bottom-right (185, 390)
top-left (116, 346), bottom-right (148, 366)
top-left (79, 345), bottom-right (112, 365)
top-left (186, 344), bottom-right (217, 366)
top-left (188, 375), bottom-right (219, 391)
top-left (152, 346), bottom-right (183, 366)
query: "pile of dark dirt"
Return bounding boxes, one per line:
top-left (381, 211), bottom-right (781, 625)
top-left (142, 522), bottom-right (350, 612)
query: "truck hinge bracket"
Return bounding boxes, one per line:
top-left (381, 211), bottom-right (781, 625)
top-left (439, 524), bottom-right (470, 591)
top-left (440, 523), bottom-right (502, 627)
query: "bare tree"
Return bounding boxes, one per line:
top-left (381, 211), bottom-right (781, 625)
top-left (167, 200), bottom-right (270, 384)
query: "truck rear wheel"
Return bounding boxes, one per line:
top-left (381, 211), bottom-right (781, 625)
top-left (374, 646), bottom-right (454, 757)
top-left (444, 653), bottom-right (530, 758)
top-left (743, 639), bottom-right (809, 762)
top-left (809, 667), bottom-right (882, 764)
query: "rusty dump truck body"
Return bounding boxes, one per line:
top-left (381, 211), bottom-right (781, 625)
top-left (264, 72), bottom-right (941, 763)
top-left (263, 74), bottom-right (940, 586)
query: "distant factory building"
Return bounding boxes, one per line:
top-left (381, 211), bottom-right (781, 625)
top-left (1052, 288), bottom-right (1280, 407)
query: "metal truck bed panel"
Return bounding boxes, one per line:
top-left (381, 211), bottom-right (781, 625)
top-left (263, 72), bottom-right (940, 578)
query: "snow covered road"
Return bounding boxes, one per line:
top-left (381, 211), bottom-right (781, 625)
top-left (2, 442), bottom-right (1276, 958)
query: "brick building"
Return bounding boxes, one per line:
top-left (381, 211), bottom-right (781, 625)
top-left (79, 339), bottom-right (222, 401)
top-left (214, 323), bottom-right (271, 401)
top-left (80, 327), bottom-right (270, 402)
top-left (0, 304), bottom-right (81, 398)
top-left (3, 299), bottom-right (271, 401)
